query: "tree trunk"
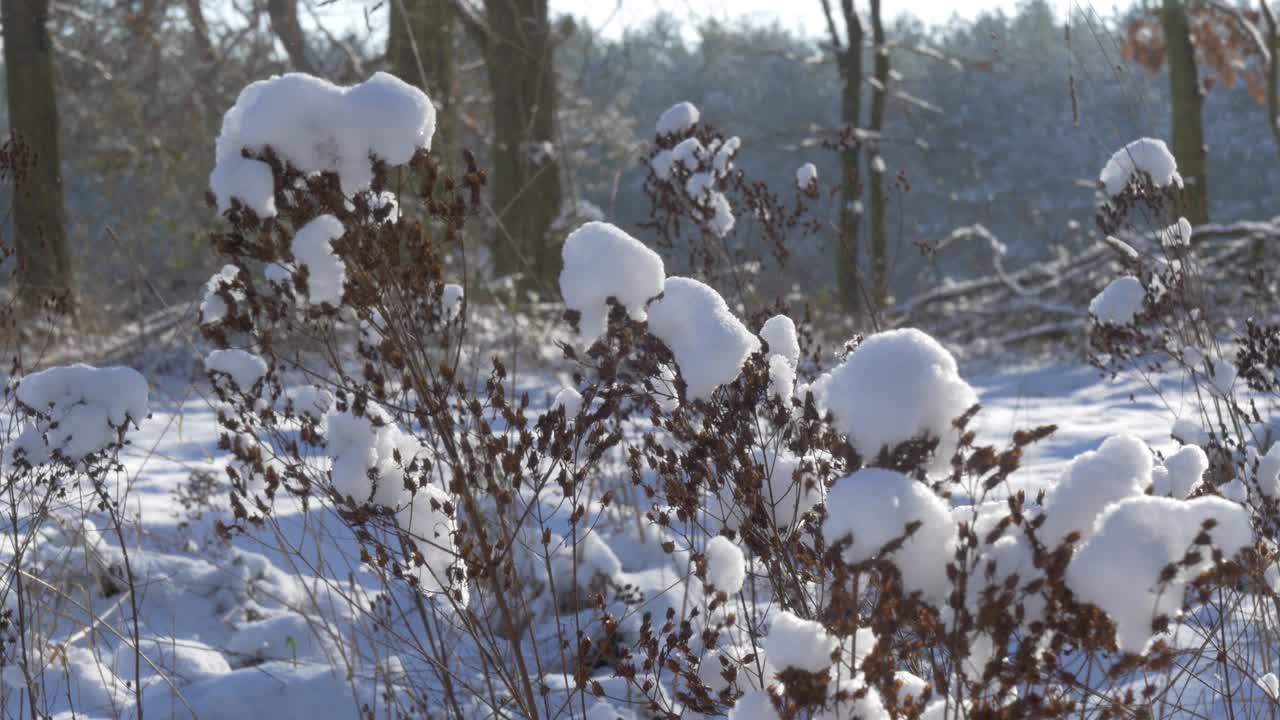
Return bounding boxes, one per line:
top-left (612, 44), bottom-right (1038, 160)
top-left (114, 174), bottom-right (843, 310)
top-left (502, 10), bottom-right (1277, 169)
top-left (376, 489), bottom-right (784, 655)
top-left (267, 0), bottom-right (316, 74)
top-left (834, 0), bottom-right (863, 315)
top-left (2, 0), bottom-right (75, 305)
top-left (183, 0), bottom-right (215, 63)
top-left (1262, 1), bottom-right (1280, 160)
top-left (1162, 0), bottom-right (1209, 224)
top-left (387, 0), bottom-right (456, 166)
top-left (868, 0), bottom-right (889, 311)
top-left (483, 0), bottom-right (562, 291)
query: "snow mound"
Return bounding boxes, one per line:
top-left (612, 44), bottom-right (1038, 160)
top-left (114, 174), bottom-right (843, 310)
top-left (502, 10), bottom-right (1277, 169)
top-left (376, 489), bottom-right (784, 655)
top-left (396, 484), bottom-right (467, 599)
top-left (200, 264), bottom-right (242, 324)
top-left (211, 72), bottom-right (435, 216)
top-left (205, 349), bottom-right (268, 391)
top-left (1155, 445), bottom-right (1208, 499)
top-left (823, 468), bottom-right (956, 603)
top-left (15, 364), bottom-right (149, 462)
top-left (796, 162), bottom-right (818, 189)
top-left (1040, 434), bottom-right (1151, 547)
top-left (1100, 137), bottom-right (1182, 196)
top-left (1089, 276), bottom-right (1145, 325)
top-left (729, 689), bottom-right (780, 720)
top-left (1068, 496), bottom-right (1252, 654)
top-left (291, 214), bottom-right (347, 306)
top-left (762, 610), bottom-right (838, 673)
top-left (657, 101), bottom-right (700, 135)
top-left (552, 387), bottom-right (584, 418)
top-left (759, 315), bottom-right (800, 366)
top-left (326, 409), bottom-right (425, 508)
top-left (767, 354), bottom-right (795, 400)
top-left (704, 535), bottom-right (746, 594)
top-left (442, 283), bottom-right (464, 319)
top-left (646, 277), bottom-right (761, 401)
top-left (818, 328), bottom-right (975, 471)
top-left (560, 221), bottom-right (665, 346)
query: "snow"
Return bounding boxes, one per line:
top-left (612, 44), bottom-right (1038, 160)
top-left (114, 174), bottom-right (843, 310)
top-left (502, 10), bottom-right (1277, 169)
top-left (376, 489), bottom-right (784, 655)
top-left (761, 610), bottom-right (838, 673)
top-left (795, 162), bottom-right (818, 189)
top-left (211, 72), bottom-right (435, 216)
top-left (325, 408), bottom-right (425, 508)
top-left (759, 315), bottom-right (800, 366)
top-left (559, 221), bottom-right (665, 346)
top-left (1038, 434), bottom-right (1151, 547)
top-left (713, 136), bottom-right (740, 173)
top-left (15, 364), bottom-right (149, 462)
top-left (656, 101), bottom-right (700, 135)
top-left (651, 149), bottom-right (675, 179)
top-left (1162, 217), bottom-right (1193, 248)
top-left (1155, 444), bottom-right (1208, 499)
top-left (646, 277), bottom-right (761, 401)
top-left (823, 468), bottom-right (956, 603)
top-left (395, 483), bottom-right (466, 598)
top-left (552, 386), bottom-right (584, 418)
top-left (818, 328), bottom-right (976, 471)
top-left (204, 349), bottom-right (268, 391)
top-left (729, 689), bottom-right (780, 720)
top-left (671, 137), bottom-right (705, 170)
top-left (704, 535), bottom-right (746, 594)
top-left (291, 214), bottom-right (348, 306)
top-left (1088, 275), bottom-right (1145, 324)
top-left (708, 191), bottom-right (734, 237)
top-left (442, 282), bottom-right (464, 319)
top-left (767, 354), bottom-right (795, 400)
top-left (1099, 137), bottom-right (1183, 196)
top-left (1068, 496), bottom-right (1253, 654)
top-left (199, 264), bottom-right (241, 324)
top-left (281, 385), bottom-right (334, 420)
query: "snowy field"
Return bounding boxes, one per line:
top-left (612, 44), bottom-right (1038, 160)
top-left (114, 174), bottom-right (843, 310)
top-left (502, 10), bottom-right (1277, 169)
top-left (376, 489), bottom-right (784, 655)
top-left (0, 352), bottom-right (1184, 720)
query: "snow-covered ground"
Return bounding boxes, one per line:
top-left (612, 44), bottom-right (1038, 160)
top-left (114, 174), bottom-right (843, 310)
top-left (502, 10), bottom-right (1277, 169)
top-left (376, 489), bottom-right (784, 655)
top-left (0, 349), bottom-right (1183, 720)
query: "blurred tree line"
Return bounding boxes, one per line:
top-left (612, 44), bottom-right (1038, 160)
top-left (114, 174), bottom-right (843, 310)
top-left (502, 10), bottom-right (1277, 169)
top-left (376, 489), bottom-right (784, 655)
top-left (1, 0), bottom-right (1278, 321)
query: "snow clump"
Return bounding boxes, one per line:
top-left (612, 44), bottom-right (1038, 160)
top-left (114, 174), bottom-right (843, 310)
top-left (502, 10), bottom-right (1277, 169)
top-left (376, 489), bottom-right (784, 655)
top-left (1089, 276), bottom-right (1145, 325)
top-left (211, 72), bottom-right (435, 216)
top-left (205, 349), bottom-right (269, 391)
top-left (290, 214), bottom-right (347, 306)
top-left (1153, 445), bottom-right (1208, 499)
top-left (704, 535), bottom-right (746, 594)
top-left (656, 101), bottom-right (700, 135)
top-left (1068, 496), bottom-right (1252, 654)
top-left (796, 162), bottom-right (818, 189)
top-left (761, 610), bottom-right (838, 673)
top-left (817, 328), bottom-right (976, 472)
top-left (646, 277), bottom-right (761, 401)
top-left (1039, 434), bottom-right (1151, 547)
top-left (200, 265), bottom-right (242, 324)
top-left (552, 387), bottom-right (584, 418)
top-left (559, 221), bottom-right (665, 347)
top-left (822, 468), bottom-right (956, 603)
top-left (15, 365), bottom-right (149, 462)
top-left (1099, 137), bottom-right (1182, 196)
top-left (759, 315), bottom-right (800, 366)
top-left (325, 408), bottom-right (426, 508)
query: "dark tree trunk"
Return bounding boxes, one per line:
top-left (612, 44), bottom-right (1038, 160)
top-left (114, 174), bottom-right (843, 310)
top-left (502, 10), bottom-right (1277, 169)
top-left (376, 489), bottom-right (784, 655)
top-left (3, 0), bottom-right (75, 305)
top-left (868, 0), bottom-right (889, 311)
top-left (833, 0), bottom-right (864, 315)
top-left (267, 0), bottom-right (316, 74)
top-left (482, 0), bottom-right (562, 290)
top-left (1162, 0), bottom-right (1209, 224)
top-left (387, 0), bottom-right (456, 165)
